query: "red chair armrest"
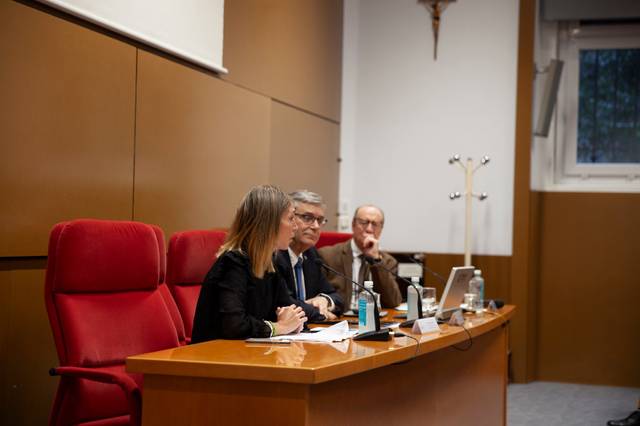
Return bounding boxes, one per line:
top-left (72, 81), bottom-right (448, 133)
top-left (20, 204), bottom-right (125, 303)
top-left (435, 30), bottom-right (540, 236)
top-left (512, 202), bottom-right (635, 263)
top-left (50, 366), bottom-right (141, 426)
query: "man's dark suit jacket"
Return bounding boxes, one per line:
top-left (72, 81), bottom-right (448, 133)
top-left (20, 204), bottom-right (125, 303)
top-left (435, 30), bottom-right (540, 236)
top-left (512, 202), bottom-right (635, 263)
top-left (275, 247), bottom-right (344, 321)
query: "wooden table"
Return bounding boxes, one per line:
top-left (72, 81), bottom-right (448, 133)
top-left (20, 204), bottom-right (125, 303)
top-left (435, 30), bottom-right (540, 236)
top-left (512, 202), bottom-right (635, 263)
top-left (127, 306), bottom-right (515, 426)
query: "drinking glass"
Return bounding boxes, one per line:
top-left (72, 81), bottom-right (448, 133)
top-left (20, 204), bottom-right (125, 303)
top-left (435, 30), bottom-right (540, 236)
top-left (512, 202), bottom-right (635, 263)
top-left (423, 287), bottom-right (436, 311)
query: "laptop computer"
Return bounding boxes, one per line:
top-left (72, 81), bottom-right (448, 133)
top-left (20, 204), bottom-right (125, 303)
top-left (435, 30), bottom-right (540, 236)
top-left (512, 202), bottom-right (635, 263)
top-left (435, 266), bottom-right (475, 320)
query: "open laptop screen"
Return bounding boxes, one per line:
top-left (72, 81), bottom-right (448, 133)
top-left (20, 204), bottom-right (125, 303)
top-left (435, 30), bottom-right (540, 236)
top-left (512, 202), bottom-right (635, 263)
top-left (436, 266), bottom-right (475, 319)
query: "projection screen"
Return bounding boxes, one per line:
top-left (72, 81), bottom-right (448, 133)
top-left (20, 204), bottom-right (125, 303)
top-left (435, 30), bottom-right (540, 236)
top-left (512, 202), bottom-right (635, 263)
top-left (37, 0), bottom-right (227, 74)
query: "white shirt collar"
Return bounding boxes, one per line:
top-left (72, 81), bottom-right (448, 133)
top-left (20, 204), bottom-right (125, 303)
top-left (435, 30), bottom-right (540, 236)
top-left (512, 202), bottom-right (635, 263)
top-left (351, 239), bottom-right (362, 258)
top-left (287, 247), bottom-right (303, 268)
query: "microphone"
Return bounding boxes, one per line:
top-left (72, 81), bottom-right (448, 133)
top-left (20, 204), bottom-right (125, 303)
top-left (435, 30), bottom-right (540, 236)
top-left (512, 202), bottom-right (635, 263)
top-left (314, 259), bottom-right (391, 341)
top-left (363, 256), bottom-right (422, 328)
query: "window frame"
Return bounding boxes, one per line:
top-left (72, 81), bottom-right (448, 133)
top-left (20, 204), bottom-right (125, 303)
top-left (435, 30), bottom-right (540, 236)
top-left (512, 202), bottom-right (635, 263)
top-left (554, 23), bottom-right (640, 189)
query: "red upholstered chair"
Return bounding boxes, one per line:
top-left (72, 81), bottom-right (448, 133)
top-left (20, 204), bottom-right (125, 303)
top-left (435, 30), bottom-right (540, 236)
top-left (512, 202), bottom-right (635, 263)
top-left (45, 219), bottom-right (181, 426)
top-left (316, 231), bottom-right (352, 248)
top-left (166, 230), bottom-right (227, 342)
top-left (150, 225), bottom-right (187, 346)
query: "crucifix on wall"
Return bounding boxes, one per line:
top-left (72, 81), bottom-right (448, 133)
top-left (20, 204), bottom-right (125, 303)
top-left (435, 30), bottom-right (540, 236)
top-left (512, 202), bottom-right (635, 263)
top-left (418, 0), bottom-right (456, 60)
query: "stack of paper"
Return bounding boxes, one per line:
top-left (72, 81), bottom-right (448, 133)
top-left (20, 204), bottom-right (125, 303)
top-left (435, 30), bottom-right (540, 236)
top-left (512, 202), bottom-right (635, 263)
top-left (271, 321), bottom-right (358, 343)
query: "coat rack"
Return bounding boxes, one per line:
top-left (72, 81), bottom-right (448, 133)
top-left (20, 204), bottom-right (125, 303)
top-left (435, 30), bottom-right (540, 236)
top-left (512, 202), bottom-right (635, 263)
top-left (448, 154), bottom-right (490, 266)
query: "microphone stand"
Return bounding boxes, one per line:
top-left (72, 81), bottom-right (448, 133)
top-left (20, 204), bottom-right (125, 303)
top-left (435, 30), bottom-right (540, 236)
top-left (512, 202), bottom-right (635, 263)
top-left (363, 256), bottom-right (423, 328)
top-left (315, 259), bottom-right (390, 341)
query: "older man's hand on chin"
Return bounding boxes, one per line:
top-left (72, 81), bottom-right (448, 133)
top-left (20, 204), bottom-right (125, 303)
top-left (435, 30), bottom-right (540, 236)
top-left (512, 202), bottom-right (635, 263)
top-left (362, 234), bottom-right (381, 260)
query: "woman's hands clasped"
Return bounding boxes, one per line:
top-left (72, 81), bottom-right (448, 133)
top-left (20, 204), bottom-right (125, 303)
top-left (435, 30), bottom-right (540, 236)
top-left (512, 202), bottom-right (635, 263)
top-left (275, 305), bottom-right (307, 335)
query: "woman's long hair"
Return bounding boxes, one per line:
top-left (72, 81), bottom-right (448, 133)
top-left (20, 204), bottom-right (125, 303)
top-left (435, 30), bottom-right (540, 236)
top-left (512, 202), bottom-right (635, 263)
top-left (218, 185), bottom-right (291, 278)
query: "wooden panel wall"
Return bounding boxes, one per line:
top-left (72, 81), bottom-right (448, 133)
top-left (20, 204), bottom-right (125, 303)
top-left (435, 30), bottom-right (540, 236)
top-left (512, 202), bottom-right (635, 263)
top-left (0, 0), bottom-right (136, 257)
top-left (269, 101), bottom-right (340, 229)
top-left (133, 51), bottom-right (272, 237)
top-left (510, 0), bottom-right (538, 383)
top-left (223, 0), bottom-right (343, 121)
top-left (0, 0), bottom-right (343, 255)
top-left (0, 261), bottom-right (56, 426)
top-left (536, 192), bottom-right (640, 387)
top-left (421, 254), bottom-right (512, 305)
top-left (0, 0), bottom-right (343, 423)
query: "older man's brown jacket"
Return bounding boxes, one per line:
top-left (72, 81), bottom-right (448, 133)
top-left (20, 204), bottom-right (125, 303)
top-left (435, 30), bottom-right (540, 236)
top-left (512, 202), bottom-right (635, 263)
top-left (317, 239), bottom-right (402, 309)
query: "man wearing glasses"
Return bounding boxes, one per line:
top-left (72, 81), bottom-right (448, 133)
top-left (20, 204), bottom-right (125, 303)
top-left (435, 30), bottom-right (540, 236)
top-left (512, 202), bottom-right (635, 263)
top-left (318, 205), bottom-right (402, 310)
top-left (275, 190), bottom-right (344, 321)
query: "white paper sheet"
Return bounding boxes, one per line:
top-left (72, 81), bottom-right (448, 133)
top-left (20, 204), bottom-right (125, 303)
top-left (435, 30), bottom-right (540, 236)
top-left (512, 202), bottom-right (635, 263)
top-left (271, 321), bottom-right (358, 343)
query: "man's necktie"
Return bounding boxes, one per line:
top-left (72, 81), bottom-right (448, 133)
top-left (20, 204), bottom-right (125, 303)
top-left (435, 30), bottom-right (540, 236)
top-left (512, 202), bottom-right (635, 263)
top-left (294, 257), bottom-right (305, 301)
top-left (357, 254), bottom-right (369, 285)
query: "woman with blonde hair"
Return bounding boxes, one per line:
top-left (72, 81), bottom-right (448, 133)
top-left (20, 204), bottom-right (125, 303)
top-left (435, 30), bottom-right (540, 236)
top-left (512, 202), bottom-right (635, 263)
top-left (191, 185), bottom-right (307, 343)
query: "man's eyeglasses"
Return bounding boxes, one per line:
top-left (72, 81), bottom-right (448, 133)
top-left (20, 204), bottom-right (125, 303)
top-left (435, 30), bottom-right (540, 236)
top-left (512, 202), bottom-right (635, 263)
top-left (354, 218), bottom-right (383, 230)
top-left (295, 213), bottom-right (328, 226)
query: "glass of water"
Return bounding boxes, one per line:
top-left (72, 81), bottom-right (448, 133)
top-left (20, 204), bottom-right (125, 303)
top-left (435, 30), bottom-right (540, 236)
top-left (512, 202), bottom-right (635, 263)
top-left (423, 287), bottom-right (436, 311)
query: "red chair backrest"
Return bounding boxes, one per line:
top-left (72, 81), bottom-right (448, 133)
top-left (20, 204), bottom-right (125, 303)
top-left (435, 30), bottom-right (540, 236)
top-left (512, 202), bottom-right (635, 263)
top-left (316, 231), bottom-right (352, 248)
top-left (45, 219), bottom-right (180, 425)
top-left (150, 225), bottom-right (187, 345)
top-left (166, 229), bottom-right (227, 340)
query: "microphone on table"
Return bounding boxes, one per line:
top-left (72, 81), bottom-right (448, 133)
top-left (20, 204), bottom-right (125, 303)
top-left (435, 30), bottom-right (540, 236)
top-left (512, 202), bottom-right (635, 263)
top-left (363, 256), bottom-right (422, 328)
top-left (314, 259), bottom-right (391, 341)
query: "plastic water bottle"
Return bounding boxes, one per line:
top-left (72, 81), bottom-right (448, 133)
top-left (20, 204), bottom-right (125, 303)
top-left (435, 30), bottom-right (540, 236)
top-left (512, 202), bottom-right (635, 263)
top-left (468, 269), bottom-right (485, 312)
top-left (358, 281), bottom-right (376, 332)
top-left (406, 276), bottom-right (423, 321)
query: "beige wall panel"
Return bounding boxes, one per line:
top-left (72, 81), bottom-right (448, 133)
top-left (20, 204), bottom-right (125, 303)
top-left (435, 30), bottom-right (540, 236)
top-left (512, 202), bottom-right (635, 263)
top-left (0, 267), bottom-right (57, 426)
top-left (134, 51), bottom-right (271, 237)
top-left (536, 192), bottom-right (640, 387)
top-left (0, 2), bottom-right (136, 256)
top-left (269, 101), bottom-right (340, 230)
top-left (223, 0), bottom-right (342, 122)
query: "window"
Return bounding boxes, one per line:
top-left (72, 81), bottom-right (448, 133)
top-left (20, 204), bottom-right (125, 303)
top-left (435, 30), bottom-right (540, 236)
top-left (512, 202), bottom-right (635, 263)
top-left (578, 48), bottom-right (640, 164)
top-left (554, 23), bottom-right (640, 190)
